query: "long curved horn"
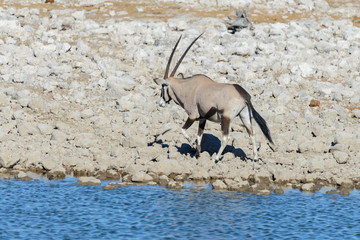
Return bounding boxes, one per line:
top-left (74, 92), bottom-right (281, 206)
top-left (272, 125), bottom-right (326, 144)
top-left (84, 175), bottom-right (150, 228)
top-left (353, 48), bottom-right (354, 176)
top-left (170, 32), bottom-right (204, 77)
top-left (164, 35), bottom-right (182, 79)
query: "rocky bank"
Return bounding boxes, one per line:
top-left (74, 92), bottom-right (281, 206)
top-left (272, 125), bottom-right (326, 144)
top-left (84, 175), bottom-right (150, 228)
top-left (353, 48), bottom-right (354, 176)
top-left (0, 0), bottom-right (359, 195)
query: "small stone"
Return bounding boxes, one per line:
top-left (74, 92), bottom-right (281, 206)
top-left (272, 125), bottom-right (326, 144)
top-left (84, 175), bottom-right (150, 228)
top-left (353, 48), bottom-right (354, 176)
top-left (274, 188), bottom-right (284, 194)
top-left (301, 183), bottom-right (315, 192)
top-left (158, 175), bottom-right (169, 186)
top-left (167, 181), bottom-right (183, 190)
top-left (0, 150), bottom-right (20, 168)
top-left (50, 130), bottom-right (67, 142)
top-left (76, 39), bottom-right (90, 55)
top-left (37, 123), bottom-right (53, 135)
top-left (109, 182), bottom-right (131, 187)
top-left (309, 99), bottom-right (320, 107)
top-left (189, 167), bottom-right (210, 180)
top-left (228, 180), bottom-right (250, 192)
top-left (149, 159), bottom-right (185, 176)
top-left (334, 177), bottom-right (353, 187)
top-left (0, 92), bottom-right (10, 106)
top-left (122, 174), bottom-right (132, 182)
top-left (16, 171), bottom-right (32, 181)
top-left (74, 133), bottom-right (98, 148)
top-left (77, 176), bottom-right (101, 185)
top-left (17, 122), bottom-right (38, 136)
top-left (42, 156), bottom-right (58, 171)
top-left (72, 10), bottom-right (85, 20)
top-left (339, 187), bottom-right (351, 196)
top-left (46, 168), bottom-right (66, 180)
top-left (325, 189), bottom-right (339, 194)
top-left (256, 189), bottom-right (272, 196)
top-left (131, 172), bottom-right (153, 183)
top-left (174, 174), bottom-right (186, 182)
top-left (332, 151), bottom-right (349, 164)
top-left (212, 180), bottom-right (227, 190)
top-left (80, 109), bottom-right (94, 119)
top-left (28, 98), bottom-right (47, 112)
top-left (353, 109), bottom-right (360, 118)
top-left (274, 169), bottom-right (293, 184)
top-left (308, 157), bottom-right (325, 173)
top-left (334, 132), bottom-right (356, 146)
top-left (137, 146), bottom-right (161, 162)
top-left (102, 184), bottom-right (116, 190)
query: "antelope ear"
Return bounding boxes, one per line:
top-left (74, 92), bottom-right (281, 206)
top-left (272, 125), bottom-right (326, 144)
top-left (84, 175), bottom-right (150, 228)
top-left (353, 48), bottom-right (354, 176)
top-left (153, 78), bottom-right (168, 86)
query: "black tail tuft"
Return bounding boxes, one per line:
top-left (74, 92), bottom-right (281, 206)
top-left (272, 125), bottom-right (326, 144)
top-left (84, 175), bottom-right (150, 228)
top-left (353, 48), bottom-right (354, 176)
top-left (249, 103), bottom-right (273, 144)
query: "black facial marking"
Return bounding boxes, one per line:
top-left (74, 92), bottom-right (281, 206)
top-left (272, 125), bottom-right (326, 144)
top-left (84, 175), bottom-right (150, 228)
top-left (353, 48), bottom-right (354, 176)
top-left (161, 84), bottom-right (171, 104)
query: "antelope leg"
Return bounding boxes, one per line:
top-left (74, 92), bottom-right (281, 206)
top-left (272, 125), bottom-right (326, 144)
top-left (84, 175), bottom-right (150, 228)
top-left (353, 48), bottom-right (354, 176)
top-left (181, 118), bottom-right (195, 145)
top-left (195, 119), bottom-right (206, 157)
top-left (239, 106), bottom-right (258, 160)
top-left (214, 117), bottom-right (231, 161)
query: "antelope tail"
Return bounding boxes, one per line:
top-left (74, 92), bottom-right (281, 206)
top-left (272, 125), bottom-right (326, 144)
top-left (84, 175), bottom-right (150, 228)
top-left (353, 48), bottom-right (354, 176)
top-left (248, 102), bottom-right (273, 144)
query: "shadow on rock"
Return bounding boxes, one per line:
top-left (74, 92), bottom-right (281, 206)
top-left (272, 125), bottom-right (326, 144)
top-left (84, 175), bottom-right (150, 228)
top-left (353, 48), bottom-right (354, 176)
top-left (176, 133), bottom-right (247, 160)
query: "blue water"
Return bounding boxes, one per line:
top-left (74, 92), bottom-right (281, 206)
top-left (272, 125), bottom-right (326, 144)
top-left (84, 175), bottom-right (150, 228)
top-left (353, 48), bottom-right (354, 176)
top-left (1, 177), bottom-right (360, 239)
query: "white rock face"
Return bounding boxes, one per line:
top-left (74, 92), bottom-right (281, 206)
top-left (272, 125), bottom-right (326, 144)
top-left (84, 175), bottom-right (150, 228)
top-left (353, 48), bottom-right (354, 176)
top-left (0, 150), bottom-right (20, 168)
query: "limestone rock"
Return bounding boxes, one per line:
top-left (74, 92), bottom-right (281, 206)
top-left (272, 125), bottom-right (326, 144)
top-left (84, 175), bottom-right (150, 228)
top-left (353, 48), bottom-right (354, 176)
top-left (332, 151), bottom-right (349, 164)
top-left (51, 130), bottom-right (67, 142)
top-left (212, 180), bottom-right (227, 190)
top-left (167, 181), bottom-right (183, 190)
top-left (17, 122), bottom-right (38, 136)
top-left (301, 183), bottom-right (315, 192)
top-left (46, 167), bottom-right (66, 180)
top-left (274, 188), bottom-right (284, 194)
top-left (189, 167), bottom-right (210, 181)
top-left (37, 123), bottom-right (53, 135)
top-left (131, 171), bottom-right (153, 183)
top-left (227, 179), bottom-right (250, 192)
top-left (149, 159), bottom-right (185, 176)
top-left (0, 150), bottom-right (20, 168)
top-left (77, 176), bottom-right (101, 185)
top-left (102, 184), bottom-right (116, 190)
top-left (74, 133), bottom-right (98, 148)
top-left (16, 171), bottom-right (32, 181)
top-left (158, 175), bottom-right (170, 186)
top-left (41, 156), bottom-right (58, 171)
top-left (121, 135), bottom-right (147, 148)
top-left (28, 98), bottom-right (47, 112)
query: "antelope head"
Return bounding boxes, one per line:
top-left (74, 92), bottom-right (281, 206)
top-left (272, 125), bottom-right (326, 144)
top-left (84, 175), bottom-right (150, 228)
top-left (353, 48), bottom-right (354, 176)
top-left (154, 33), bottom-right (203, 107)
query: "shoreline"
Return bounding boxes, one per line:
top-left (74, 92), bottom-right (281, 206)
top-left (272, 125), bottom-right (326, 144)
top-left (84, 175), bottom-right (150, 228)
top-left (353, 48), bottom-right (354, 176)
top-left (1, 163), bottom-right (359, 196)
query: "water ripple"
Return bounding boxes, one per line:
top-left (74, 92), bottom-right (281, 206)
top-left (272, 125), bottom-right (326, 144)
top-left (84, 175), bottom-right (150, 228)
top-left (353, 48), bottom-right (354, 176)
top-left (1, 178), bottom-right (360, 239)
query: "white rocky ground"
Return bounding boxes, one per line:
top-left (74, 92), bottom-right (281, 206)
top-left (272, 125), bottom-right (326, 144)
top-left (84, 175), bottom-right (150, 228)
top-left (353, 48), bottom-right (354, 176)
top-left (0, 0), bottom-right (359, 194)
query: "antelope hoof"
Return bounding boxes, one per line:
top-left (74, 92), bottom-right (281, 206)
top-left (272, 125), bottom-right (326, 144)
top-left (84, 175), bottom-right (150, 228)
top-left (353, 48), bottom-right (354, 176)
top-left (194, 145), bottom-right (201, 158)
top-left (196, 145), bottom-right (201, 154)
top-left (212, 155), bottom-right (221, 163)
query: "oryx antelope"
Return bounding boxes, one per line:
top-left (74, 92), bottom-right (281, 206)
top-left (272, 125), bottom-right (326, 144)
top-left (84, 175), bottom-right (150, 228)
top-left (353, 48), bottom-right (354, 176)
top-left (154, 33), bottom-right (273, 161)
